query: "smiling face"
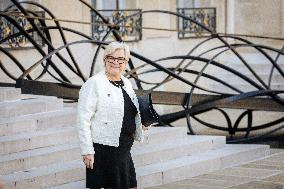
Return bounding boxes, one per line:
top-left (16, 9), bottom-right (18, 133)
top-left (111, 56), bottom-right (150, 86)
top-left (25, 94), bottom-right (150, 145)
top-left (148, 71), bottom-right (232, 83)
top-left (104, 48), bottom-right (127, 79)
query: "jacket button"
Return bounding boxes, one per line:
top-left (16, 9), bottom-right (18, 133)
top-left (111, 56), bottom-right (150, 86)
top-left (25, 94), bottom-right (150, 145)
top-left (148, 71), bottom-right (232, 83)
top-left (104, 122), bottom-right (108, 125)
top-left (107, 94), bottom-right (110, 97)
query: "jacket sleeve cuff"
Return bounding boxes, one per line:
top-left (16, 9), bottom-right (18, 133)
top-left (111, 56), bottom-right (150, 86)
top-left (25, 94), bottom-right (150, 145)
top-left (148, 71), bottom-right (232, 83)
top-left (80, 146), bottom-right (95, 156)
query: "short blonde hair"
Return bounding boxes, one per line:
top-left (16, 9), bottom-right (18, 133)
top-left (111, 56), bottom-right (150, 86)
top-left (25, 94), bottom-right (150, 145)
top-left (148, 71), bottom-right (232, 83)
top-left (103, 41), bottom-right (130, 61)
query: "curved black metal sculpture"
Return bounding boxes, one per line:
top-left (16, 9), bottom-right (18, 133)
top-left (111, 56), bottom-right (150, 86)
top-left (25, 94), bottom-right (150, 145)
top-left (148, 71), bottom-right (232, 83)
top-left (0, 0), bottom-right (283, 143)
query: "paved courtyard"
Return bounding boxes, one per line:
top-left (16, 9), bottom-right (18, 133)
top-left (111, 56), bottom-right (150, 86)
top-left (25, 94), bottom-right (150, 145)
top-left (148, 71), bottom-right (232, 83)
top-left (147, 149), bottom-right (284, 189)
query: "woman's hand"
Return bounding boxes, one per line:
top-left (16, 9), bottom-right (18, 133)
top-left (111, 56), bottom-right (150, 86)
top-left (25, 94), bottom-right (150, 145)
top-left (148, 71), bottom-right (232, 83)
top-left (83, 154), bottom-right (95, 169)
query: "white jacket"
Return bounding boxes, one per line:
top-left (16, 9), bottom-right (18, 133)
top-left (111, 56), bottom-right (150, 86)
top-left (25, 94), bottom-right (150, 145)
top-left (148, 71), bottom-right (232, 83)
top-left (76, 71), bottom-right (144, 155)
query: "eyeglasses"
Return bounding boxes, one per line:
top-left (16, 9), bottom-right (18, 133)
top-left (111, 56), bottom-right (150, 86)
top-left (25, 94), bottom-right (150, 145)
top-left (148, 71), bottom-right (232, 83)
top-left (105, 56), bottom-right (126, 64)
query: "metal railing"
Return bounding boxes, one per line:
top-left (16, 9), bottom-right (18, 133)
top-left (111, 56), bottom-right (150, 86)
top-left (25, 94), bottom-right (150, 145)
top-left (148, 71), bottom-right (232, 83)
top-left (0, 0), bottom-right (283, 143)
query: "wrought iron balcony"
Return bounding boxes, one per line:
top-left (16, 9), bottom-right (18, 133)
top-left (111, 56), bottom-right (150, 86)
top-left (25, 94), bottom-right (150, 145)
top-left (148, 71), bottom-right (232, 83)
top-left (0, 11), bottom-right (45, 49)
top-left (91, 9), bottom-right (142, 42)
top-left (177, 8), bottom-right (216, 39)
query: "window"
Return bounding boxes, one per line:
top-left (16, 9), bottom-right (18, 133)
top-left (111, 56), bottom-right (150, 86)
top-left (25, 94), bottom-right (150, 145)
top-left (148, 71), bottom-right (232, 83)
top-left (91, 0), bottom-right (142, 42)
top-left (177, 0), bottom-right (216, 38)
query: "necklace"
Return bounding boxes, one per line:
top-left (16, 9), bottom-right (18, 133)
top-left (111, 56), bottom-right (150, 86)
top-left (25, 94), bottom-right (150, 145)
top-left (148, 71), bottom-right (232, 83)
top-left (109, 80), bottom-right (124, 88)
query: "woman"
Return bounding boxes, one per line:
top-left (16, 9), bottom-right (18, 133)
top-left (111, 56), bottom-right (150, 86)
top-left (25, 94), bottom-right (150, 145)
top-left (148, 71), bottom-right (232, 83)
top-left (77, 41), bottom-right (146, 189)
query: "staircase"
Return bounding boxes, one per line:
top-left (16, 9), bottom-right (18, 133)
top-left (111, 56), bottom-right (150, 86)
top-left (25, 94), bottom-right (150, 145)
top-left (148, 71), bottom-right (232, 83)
top-left (0, 87), bottom-right (271, 189)
top-left (207, 52), bottom-right (284, 93)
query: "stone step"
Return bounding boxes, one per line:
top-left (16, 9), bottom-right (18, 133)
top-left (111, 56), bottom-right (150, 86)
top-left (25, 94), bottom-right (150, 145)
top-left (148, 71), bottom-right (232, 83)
top-left (0, 142), bottom-right (81, 175)
top-left (42, 144), bottom-right (269, 189)
top-left (132, 135), bottom-right (225, 167)
top-left (215, 63), bottom-right (284, 76)
top-left (136, 144), bottom-right (270, 188)
top-left (0, 107), bottom-right (77, 136)
top-left (218, 51), bottom-right (284, 66)
top-left (0, 118), bottom-right (36, 137)
top-left (133, 127), bottom-right (186, 147)
top-left (0, 136), bottom-right (225, 175)
top-left (0, 127), bottom-right (199, 174)
top-left (2, 159), bottom-right (84, 189)
top-left (47, 180), bottom-right (85, 189)
top-left (0, 126), bottom-right (77, 154)
top-left (0, 133), bottom-right (224, 175)
top-left (0, 97), bottom-right (63, 118)
top-left (0, 87), bottom-right (21, 102)
top-left (213, 73), bottom-right (284, 85)
top-left (198, 54), bottom-right (284, 89)
top-left (198, 52), bottom-right (284, 73)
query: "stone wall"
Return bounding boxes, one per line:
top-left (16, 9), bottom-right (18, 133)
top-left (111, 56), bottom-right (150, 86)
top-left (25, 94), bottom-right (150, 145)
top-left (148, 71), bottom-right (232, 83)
top-left (233, 0), bottom-right (283, 37)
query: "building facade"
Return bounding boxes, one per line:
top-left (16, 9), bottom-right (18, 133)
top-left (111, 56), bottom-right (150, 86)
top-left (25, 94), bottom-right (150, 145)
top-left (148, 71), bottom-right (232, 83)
top-left (0, 0), bottom-right (283, 129)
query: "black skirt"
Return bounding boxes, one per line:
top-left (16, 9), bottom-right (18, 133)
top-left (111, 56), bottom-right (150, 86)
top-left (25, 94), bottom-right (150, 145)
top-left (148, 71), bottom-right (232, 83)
top-left (86, 81), bottom-right (138, 189)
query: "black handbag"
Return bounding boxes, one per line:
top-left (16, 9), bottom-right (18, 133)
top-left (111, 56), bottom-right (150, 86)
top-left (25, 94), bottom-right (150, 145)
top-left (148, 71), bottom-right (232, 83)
top-left (137, 93), bottom-right (159, 127)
